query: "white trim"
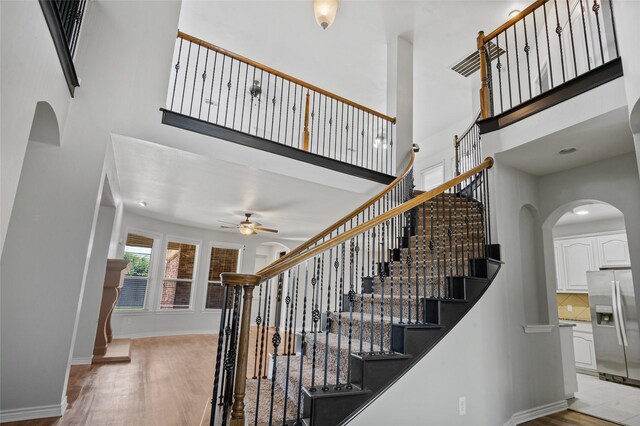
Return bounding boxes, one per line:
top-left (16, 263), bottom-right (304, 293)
top-left (554, 229), bottom-right (626, 240)
top-left (113, 329), bottom-right (217, 339)
top-left (71, 356), bottom-right (93, 365)
top-left (503, 400), bottom-right (568, 426)
top-left (523, 324), bottom-right (555, 334)
top-left (0, 397), bottom-right (67, 423)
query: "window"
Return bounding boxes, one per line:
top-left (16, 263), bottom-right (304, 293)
top-left (160, 241), bottom-right (198, 310)
top-left (205, 246), bottom-right (241, 309)
top-left (116, 233), bottom-right (153, 310)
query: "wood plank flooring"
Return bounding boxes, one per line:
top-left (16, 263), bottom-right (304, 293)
top-left (4, 328), bottom-right (288, 426)
top-left (522, 410), bottom-right (620, 426)
top-left (5, 333), bottom-right (620, 426)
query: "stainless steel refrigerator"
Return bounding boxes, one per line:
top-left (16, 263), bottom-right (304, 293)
top-left (587, 269), bottom-right (640, 385)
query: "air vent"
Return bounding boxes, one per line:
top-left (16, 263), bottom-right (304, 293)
top-left (450, 41), bottom-right (505, 78)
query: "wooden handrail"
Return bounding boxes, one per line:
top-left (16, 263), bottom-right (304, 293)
top-left (483, 0), bottom-right (549, 42)
top-left (457, 111), bottom-right (482, 144)
top-left (255, 146), bottom-right (418, 277)
top-left (258, 157), bottom-right (494, 281)
top-left (177, 31), bottom-right (396, 123)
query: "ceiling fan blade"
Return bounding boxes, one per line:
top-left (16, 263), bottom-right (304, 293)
top-left (254, 227), bottom-right (278, 233)
top-left (220, 225), bottom-right (238, 229)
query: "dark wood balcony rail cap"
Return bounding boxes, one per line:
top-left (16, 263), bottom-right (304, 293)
top-left (220, 273), bottom-right (262, 287)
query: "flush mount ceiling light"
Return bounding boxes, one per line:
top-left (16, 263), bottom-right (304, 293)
top-left (558, 147), bottom-right (577, 155)
top-left (508, 9), bottom-right (521, 19)
top-left (573, 207), bottom-right (589, 215)
top-left (313, 0), bottom-right (339, 30)
top-left (138, 200), bottom-right (147, 207)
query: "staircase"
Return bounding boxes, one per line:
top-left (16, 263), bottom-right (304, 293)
top-left (218, 163), bottom-right (501, 426)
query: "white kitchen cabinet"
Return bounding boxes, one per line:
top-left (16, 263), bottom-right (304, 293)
top-left (554, 241), bottom-right (566, 292)
top-left (596, 233), bottom-right (630, 267)
top-left (559, 238), bottom-right (597, 292)
top-left (573, 323), bottom-right (597, 372)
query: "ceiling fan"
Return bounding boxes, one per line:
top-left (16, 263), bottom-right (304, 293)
top-left (220, 213), bottom-right (278, 236)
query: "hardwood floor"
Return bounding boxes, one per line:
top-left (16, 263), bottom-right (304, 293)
top-left (6, 334), bottom-right (619, 426)
top-left (522, 410), bottom-right (620, 426)
top-left (4, 329), bottom-right (292, 426)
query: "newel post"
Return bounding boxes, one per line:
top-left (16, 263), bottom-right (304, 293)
top-left (477, 31), bottom-right (491, 119)
top-left (221, 273), bottom-right (261, 426)
top-left (454, 134), bottom-right (460, 176)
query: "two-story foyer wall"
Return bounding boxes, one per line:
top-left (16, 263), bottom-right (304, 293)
top-left (109, 211), bottom-right (294, 340)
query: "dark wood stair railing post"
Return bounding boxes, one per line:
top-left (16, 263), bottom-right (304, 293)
top-left (477, 31), bottom-right (491, 119)
top-left (454, 134), bottom-right (460, 176)
top-left (303, 91), bottom-right (311, 152)
top-left (221, 273), bottom-right (261, 426)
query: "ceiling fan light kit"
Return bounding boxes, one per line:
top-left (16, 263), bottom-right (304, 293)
top-left (220, 213), bottom-right (278, 236)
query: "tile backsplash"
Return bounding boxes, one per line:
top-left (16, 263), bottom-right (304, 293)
top-left (557, 293), bottom-right (591, 322)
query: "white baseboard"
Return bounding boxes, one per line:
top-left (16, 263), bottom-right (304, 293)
top-left (113, 329), bottom-right (216, 339)
top-left (71, 356), bottom-right (93, 365)
top-left (504, 400), bottom-right (568, 426)
top-left (0, 396), bottom-right (67, 423)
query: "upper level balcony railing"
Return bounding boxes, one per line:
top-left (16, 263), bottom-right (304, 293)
top-left (39, 0), bottom-right (87, 96)
top-left (164, 32), bottom-right (397, 179)
top-left (477, 0), bottom-right (621, 130)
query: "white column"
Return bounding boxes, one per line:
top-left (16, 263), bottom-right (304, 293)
top-left (387, 36), bottom-right (413, 175)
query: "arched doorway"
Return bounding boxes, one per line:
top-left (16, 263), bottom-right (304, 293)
top-left (542, 200), bottom-right (639, 423)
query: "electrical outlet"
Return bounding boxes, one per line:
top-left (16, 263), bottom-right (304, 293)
top-left (567, 304), bottom-right (573, 312)
top-left (459, 396), bottom-right (466, 416)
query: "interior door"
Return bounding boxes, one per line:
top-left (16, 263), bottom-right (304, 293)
top-left (616, 270), bottom-right (640, 380)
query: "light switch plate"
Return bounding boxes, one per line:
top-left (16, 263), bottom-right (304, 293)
top-left (567, 305), bottom-right (573, 312)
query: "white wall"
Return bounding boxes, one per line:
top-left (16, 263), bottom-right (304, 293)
top-left (538, 154), bottom-right (640, 322)
top-left (0, 1), bottom-right (72, 257)
top-left (71, 203), bottom-right (116, 364)
top-left (110, 211), bottom-right (293, 339)
top-left (0, 1), bottom-right (182, 419)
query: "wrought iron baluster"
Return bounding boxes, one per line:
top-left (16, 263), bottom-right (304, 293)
top-left (209, 284), bottom-right (228, 424)
top-left (262, 74), bottom-right (271, 139)
top-left (553, 0), bottom-right (567, 83)
top-left (198, 48), bottom-right (209, 120)
top-left (347, 239), bottom-right (356, 386)
top-left (565, 0), bottom-right (578, 78)
top-left (221, 287), bottom-right (241, 425)
top-left (180, 42), bottom-right (192, 114)
top-left (513, 25), bottom-right (523, 104)
top-left (322, 247), bottom-right (333, 391)
top-left (283, 81), bottom-right (291, 146)
top-left (579, 0), bottom-right (592, 71)
top-left (380, 217), bottom-right (387, 348)
top-left (238, 62), bottom-right (249, 131)
top-left (170, 38), bottom-right (183, 111)
top-left (267, 273), bottom-right (284, 425)
top-left (592, 0), bottom-right (605, 65)
top-left (269, 76), bottom-right (279, 141)
top-left (230, 59), bottom-right (241, 128)
top-left (522, 17), bottom-right (533, 99)
top-left (532, 10), bottom-right (543, 95)
top-left (294, 264), bottom-right (310, 423)
top-left (282, 267), bottom-right (297, 423)
top-left (495, 37), bottom-right (504, 114)
top-left (504, 32), bottom-right (513, 109)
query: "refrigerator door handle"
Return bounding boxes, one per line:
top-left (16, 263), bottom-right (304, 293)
top-left (611, 281), bottom-right (623, 346)
top-left (615, 280), bottom-right (629, 347)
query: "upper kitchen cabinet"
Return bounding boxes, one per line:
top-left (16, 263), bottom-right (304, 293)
top-left (559, 238), bottom-right (597, 292)
top-left (596, 233), bottom-right (630, 267)
top-left (554, 232), bottom-right (631, 292)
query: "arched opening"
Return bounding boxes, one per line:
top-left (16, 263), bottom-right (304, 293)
top-left (542, 200), bottom-right (637, 421)
top-left (28, 101), bottom-right (60, 146)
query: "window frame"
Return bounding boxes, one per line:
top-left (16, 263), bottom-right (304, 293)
top-left (202, 242), bottom-right (244, 312)
top-left (114, 227), bottom-right (162, 313)
top-left (156, 235), bottom-right (201, 312)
